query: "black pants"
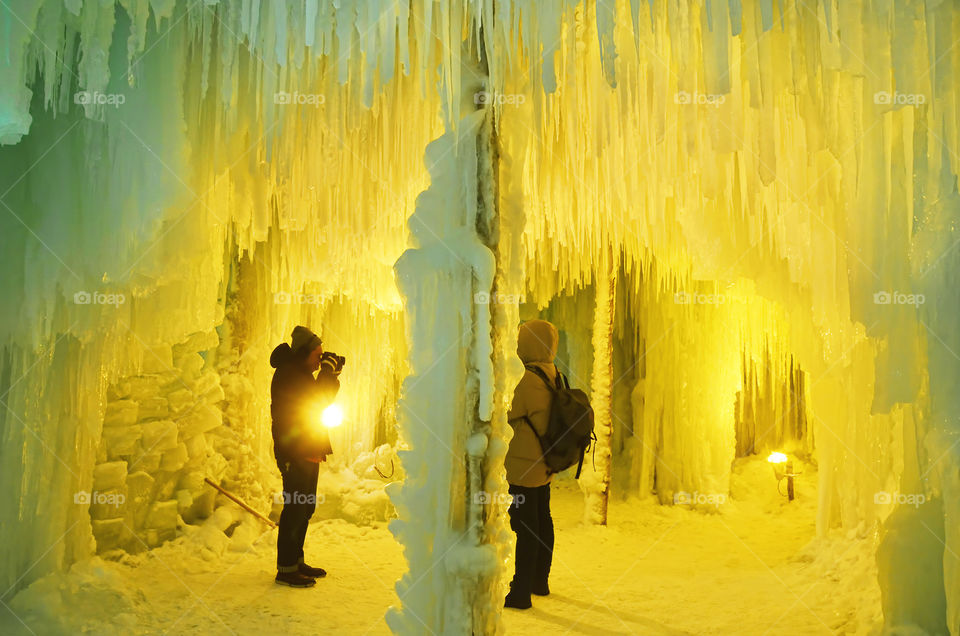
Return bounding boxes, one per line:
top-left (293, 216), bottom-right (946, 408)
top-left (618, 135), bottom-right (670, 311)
top-left (276, 457), bottom-right (320, 571)
top-left (507, 483), bottom-right (554, 597)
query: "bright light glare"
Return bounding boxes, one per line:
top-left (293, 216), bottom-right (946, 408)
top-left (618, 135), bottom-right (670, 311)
top-left (321, 404), bottom-right (344, 428)
top-left (767, 451), bottom-right (788, 464)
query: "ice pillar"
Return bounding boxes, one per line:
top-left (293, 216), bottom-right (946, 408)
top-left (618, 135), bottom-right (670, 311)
top-left (581, 250), bottom-right (615, 524)
top-left (388, 30), bottom-right (515, 634)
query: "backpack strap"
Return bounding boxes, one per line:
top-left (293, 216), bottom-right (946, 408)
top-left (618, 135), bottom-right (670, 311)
top-left (520, 364), bottom-right (567, 477)
top-left (520, 415), bottom-right (545, 447)
top-left (519, 415), bottom-right (551, 474)
top-left (524, 363), bottom-right (563, 391)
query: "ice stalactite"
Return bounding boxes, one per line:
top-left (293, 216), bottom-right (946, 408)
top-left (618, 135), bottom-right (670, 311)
top-left (636, 280), bottom-right (742, 504)
top-left (734, 350), bottom-right (809, 458)
top-left (0, 0), bottom-right (41, 144)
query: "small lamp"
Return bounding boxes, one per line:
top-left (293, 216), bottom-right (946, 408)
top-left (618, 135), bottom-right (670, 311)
top-left (767, 451), bottom-right (797, 501)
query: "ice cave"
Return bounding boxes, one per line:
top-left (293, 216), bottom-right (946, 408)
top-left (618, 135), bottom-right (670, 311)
top-left (0, 0), bottom-right (958, 634)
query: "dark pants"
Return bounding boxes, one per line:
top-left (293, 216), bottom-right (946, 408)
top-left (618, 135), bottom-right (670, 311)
top-left (507, 483), bottom-right (554, 597)
top-left (276, 457), bottom-right (320, 572)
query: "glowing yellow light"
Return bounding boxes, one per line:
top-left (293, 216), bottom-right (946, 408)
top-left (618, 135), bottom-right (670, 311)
top-left (320, 404), bottom-right (344, 428)
top-left (767, 452), bottom-right (788, 464)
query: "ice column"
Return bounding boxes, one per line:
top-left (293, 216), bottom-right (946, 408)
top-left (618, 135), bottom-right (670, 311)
top-left (581, 251), bottom-right (615, 524)
top-left (388, 32), bottom-right (512, 633)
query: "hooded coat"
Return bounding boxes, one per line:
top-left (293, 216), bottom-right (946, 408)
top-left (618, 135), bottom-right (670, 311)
top-left (270, 343), bottom-right (339, 463)
top-left (505, 319), bottom-right (560, 488)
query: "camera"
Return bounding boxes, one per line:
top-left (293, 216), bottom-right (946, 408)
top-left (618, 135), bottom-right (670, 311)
top-left (320, 351), bottom-right (346, 374)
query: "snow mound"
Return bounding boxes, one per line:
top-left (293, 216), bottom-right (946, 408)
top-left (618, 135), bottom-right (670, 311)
top-left (7, 558), bottom-right (144, 635)
top-left (313, 466), bottom-right (395, 526)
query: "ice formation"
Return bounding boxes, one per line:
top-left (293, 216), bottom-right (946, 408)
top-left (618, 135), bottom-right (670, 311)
top-left (1, 0), bottom-right (959, 634)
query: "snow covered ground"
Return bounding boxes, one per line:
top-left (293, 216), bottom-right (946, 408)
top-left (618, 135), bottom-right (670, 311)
top-left (1, 456), bottom-right (881, 635)
top-left (503, 459), bottom-right (882, 635)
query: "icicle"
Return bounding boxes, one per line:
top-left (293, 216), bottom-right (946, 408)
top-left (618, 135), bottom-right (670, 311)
top-left (304, 0), bottom-right (317, 47)
top-left (729, 0), bottom-right (742, 36)
top-left (272, 0), bottom-right (287, 66)
top-left (595, 0), bottom-right (617, 87)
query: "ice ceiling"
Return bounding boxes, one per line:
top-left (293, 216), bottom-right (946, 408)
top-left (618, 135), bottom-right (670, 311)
top-left (1, 0), bottom-right (959, 633)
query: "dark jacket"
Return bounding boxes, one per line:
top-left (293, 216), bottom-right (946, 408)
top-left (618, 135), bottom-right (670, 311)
top-left (270, 343), bottom-right (339, 462)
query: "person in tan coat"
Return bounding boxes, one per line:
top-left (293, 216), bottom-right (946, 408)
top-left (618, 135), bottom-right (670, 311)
top-left (504, 319), bottom-right (560, 609)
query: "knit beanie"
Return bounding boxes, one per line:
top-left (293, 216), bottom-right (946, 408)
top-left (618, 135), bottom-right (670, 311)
top-left (291, 325), bottom-right (322, 353)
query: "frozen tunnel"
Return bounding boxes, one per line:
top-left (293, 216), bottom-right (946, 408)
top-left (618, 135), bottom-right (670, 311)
top-left (1, 0), bottom-right (959, 634)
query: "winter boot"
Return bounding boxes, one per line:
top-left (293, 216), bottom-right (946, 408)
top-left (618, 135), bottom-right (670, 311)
top-left (531, 581), bottom-right (550, 596)
top-left (275, 571), bottom-right (317, 587)
top-left (298, 562), bottom-right (327, 579)
top-left (504, 590), bottom-right (532, 610)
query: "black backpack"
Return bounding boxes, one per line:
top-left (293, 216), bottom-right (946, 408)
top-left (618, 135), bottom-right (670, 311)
top-left (522, 364), bottom-right (596, 478)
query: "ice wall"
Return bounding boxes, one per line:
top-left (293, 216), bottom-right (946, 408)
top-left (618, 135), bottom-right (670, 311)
top-left (90, 329), bottom-right (226, 554)
top-left (0, 0), bottom-right (442, 600)
top-left (910, 128), bottom-right (960, 635)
